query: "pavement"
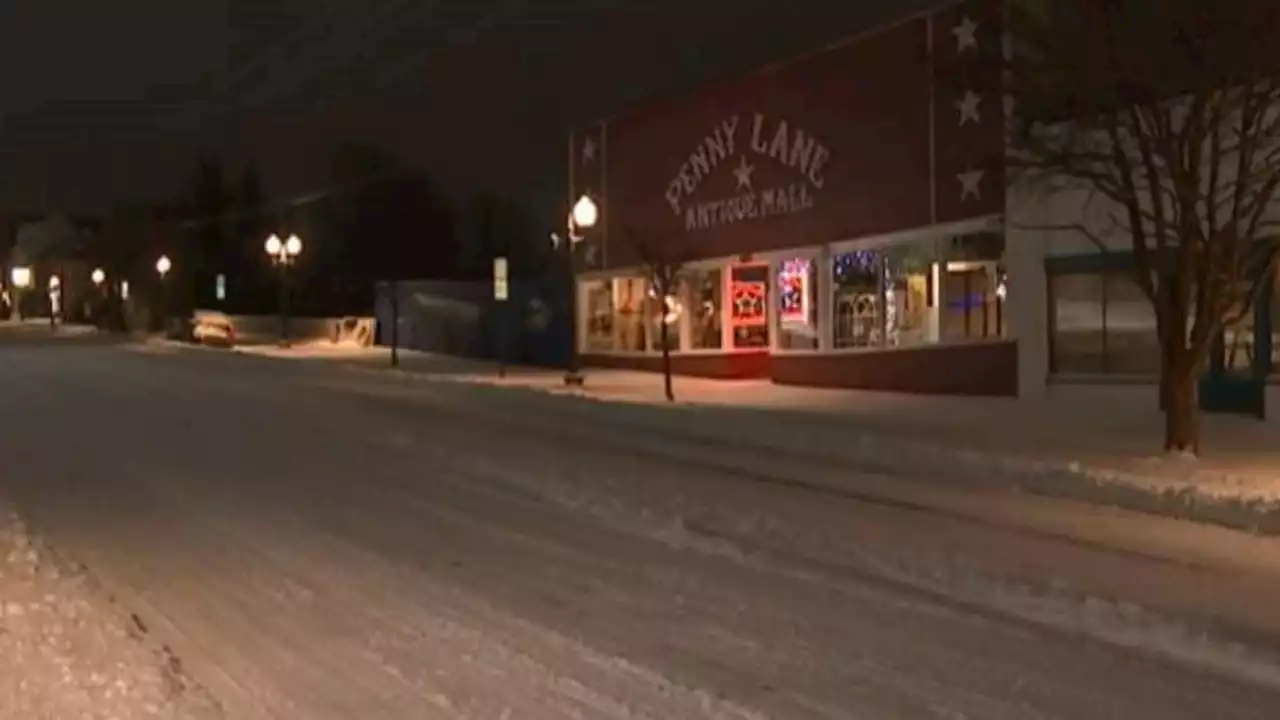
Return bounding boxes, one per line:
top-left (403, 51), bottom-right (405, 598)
top-left (2, 338), bottom-right (1280, 717)
top-left (238, 342), bottom-right (1280, 533)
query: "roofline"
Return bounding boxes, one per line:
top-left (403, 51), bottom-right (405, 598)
top-left (578, 0), bottom-right (965, 133)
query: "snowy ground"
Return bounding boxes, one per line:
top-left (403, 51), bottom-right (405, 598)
top-left (0, 502), bottom-right (221, 718)
top-left (243, 343), bottom-right (1280, 533)
top-left (4, 340), bottom-right (1280, 718)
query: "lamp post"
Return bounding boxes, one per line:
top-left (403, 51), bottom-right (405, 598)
top-left (90, 268), bottom-right (106, 328)
top-left (265, 233), bottom-right (302, 346)
top-left (47, 275), bottom-right (61, 329)
top-left (155, 255), bottom-right (171, 333)
top-left (10, 266), bottom-right (31, 322)
top-left (555, 194), bottom-right (598, 386)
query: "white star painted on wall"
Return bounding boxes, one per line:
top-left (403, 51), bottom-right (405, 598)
top-left (582, 136), bottom-right (596, 163)
top-left (583, 243), bottom-right (598, 266)
top-left (958, 169), bottom-right (984, 201)
top-left (952, 16), bottom-right (979, 53)
top-left (733, 155), bottom-right (755, 190)
top-left (956, 91), bottom-right (981, 125)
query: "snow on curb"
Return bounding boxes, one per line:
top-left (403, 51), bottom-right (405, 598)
top-left (353, 368), bottom-right (1280, 535)
top-left (0, 503), bottom-right (221, 719)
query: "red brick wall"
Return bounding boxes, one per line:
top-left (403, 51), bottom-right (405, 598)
top-left (583, 351), bottom-right (770, 380)
top-left (771, 341), bottom-right (1017, 396)
top-left (572, 0), bottom-right (1006, 271)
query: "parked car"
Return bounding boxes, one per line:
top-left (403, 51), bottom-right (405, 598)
top-left (192, 316), bottom-right (236, 348)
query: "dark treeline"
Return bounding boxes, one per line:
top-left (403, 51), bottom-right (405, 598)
top-left (1, 142), bottom-right (552, 321)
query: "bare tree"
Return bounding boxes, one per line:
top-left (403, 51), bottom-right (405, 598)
top-left (627, 228), bottom-right (692, 402)
top-left (1008, 0), bottom-right (1280, 453)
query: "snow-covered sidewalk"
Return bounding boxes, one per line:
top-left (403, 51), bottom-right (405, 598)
top-left (239, 343), bottom-right (1280, 533)
top-left (0, 504), bottom-right (220, 719)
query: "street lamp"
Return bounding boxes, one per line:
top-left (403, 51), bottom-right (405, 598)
top-left (155, 255), bottom-right (171, 332)
top-left (47, 275), bottom-right (61, 328)
top-left (91, 268), bottom-right (105, 286)
top-left (265, 233), bottom-right (302, 346)
top-left (559, 193), bottom-right (598, 386)
top-left (9, 266), bottom-right (30, 322)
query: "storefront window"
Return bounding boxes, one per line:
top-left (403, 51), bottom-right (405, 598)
top-left (729, 265), bottom-right (769, 349)
top-left (1105, 272), bottom-right (1159, 374)
top-left (1049, 269), bottom-right (1159, 375)
top-left (612, 276), bottom-right (647, 352)
top-left (647, 284), bottom-right (681, 352)
top-left (776, 258), bottom-right (819, 350)
top-left (942, 232), bottom-right (1006, 341)
top-left (582, 280), bottom-right (614, 352)
top-left (683, 268), bottom-right (723, 350)
top-left (1050, 273), bottom-right (1106, 373)
top-left (883, 244), bottom-right (934, 347)
top-left (832, 250), bottom-right (884, 349)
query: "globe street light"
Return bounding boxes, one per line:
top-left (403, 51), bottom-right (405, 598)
top-left (155, 255), bottom-right (172, 333)
top-left (91, 268), bottom-right (105, 286)
top-left (561, 193), bottom-right (598, 386)
top-left (265, 233), bottom-right (302, 346)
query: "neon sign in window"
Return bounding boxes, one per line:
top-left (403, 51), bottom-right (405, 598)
top-left (778, 258), bottom-right (812, 325)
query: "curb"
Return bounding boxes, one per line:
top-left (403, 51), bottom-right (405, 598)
top-left (360, 367), bottom-right (1280, 536)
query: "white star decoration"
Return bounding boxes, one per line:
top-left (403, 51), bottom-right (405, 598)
top-left (584, 243), bottom-right (598, 266)
top-left (582, 136), bottom-right (596, 163)
top-left (732, 155), bottom-right (755, 190)
top-left (958, 170), bottom-right (984, 201)
top-left (956, 91), bottom-right (981, 125)
top-left (952, 16), bottom-right (979, 53)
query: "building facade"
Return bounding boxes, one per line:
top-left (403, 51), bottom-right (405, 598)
top-left (568, 0), bottom-right (1014, 395)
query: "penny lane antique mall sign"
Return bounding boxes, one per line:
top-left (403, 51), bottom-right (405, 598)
top-left (664, 112), bottom-right (831, 232)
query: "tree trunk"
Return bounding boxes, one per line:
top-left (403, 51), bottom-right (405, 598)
top-left (660, 311), bottom-right (674, 402)
top-left (1163, 365), bottom-right (1199, 454)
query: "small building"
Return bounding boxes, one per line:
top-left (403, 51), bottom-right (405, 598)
top-left (568, 0), bottom-right (1011, 395)
top-left (565, 0), bottom-right (1280, 406)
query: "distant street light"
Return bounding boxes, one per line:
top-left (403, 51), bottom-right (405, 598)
top-left (47, 275), bottom-right (61, 329)
top-left (155, 255), bottom-right (172, 332)
top-left (559, 193), bottom-right (598, 387)
top-left (9, 266), bottom-right (31, 322)
top-left (91, 268), bottom-right (105, 286)
top-left (265, 233), bottom-right (302, 346)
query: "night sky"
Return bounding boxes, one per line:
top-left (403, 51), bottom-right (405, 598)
top-left (0, 0), bottom-right (936, 226)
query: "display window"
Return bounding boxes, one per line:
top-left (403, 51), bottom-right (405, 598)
top-left (776, 257), bottom-right (819, 350)
top-left (729, 264), bottom-right (770, 349)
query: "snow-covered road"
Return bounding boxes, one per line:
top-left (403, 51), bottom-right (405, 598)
top-left (2, 341), bottom-right (1280, 719)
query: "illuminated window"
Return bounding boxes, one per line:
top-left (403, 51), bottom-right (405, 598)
top-left (776, 257), bottom-right (818, 350)
top-left (729, 265), bottom-right (769, 349)
top-left (683, 268), bottom-right (723, 350)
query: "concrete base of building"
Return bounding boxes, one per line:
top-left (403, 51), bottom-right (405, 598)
top-left (583, 340), bottom-right (1018, 396)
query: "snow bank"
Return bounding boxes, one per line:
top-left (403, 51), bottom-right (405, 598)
top-left (0, 504), bottom-right (221, 719)
top-left (360, 369), bottom-right (1280, 535)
